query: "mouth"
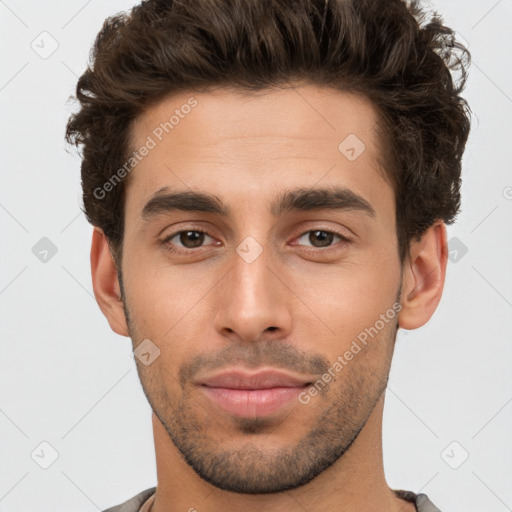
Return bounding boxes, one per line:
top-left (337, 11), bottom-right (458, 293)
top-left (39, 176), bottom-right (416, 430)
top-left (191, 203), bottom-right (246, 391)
top-left (197, 369), bottom-right (314, 418)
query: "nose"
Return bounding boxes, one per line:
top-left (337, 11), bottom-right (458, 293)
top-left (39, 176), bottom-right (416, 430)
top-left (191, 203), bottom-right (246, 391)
top-left (213, 243), bottom-right (292, 343)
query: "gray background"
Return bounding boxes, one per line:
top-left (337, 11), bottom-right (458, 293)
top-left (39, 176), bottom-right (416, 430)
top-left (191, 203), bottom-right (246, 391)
top-left (1, 1), bottom-right (511, 511)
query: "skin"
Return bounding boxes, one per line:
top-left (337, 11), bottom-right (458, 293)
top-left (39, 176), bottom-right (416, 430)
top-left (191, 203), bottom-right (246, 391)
top-left (91, 84), bottom-right (447, 512)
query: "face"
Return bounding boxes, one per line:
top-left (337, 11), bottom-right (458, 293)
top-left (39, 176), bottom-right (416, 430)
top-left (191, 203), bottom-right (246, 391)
top-left (119, 84), bottom-right (403, 493)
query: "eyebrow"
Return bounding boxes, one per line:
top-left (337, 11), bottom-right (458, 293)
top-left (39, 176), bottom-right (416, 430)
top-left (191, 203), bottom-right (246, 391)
top-left (141, 186), bottom-right (376, 221)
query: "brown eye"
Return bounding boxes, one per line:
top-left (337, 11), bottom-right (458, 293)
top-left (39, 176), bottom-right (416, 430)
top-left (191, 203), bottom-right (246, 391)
top-left (162, 229), bottom-right (215, 253)
top-left (178, 230), bottom-right (206, 248)
top-left (296, 229), bottom-right (349, 249)
top-left (309, 230), bottom-right (335, 248)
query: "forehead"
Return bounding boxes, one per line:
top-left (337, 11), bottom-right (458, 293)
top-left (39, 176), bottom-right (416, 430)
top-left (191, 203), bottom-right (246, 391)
top-left (130, 84), bottom-right (382, 153)
top-left (125, 84), bottom-right (392, 221)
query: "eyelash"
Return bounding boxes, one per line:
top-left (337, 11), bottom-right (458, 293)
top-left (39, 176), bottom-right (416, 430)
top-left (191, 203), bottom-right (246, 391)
top-left (160, 227), bottom-right (351, 255)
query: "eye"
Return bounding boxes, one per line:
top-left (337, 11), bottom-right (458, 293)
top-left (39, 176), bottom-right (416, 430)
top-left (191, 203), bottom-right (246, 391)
top-left (160, 227), bottom-right (351, 256)
top-left (162, 229), bottom-right (217, 254)
top-left (294, 229), bottom-right (350, 249)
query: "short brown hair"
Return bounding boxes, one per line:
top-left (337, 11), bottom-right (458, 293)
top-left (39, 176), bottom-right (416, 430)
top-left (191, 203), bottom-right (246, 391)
top-left (65, 0), bottom-right (471, 268)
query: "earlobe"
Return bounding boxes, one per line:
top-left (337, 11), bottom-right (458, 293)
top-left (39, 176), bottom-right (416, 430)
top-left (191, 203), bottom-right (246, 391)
top-left (90, 227), bottom-right (130, 337)
top-left (397, 221), bottom-right (448, 330)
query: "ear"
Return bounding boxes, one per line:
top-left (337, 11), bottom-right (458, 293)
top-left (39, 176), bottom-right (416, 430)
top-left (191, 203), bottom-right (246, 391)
top-left (90, 227), bottom-right (130, 337)
top-left (397, 220), bottom-right (448, 330)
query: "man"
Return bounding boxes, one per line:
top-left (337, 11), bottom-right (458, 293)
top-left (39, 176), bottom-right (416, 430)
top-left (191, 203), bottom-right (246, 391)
top-left (65, 0), bottom-right (471, 510)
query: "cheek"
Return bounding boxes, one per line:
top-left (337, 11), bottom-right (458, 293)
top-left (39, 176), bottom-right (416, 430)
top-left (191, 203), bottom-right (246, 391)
top-left (123, 253), bottom-right (219, 353)
top-left (290, 250), bottom-right (400, 354)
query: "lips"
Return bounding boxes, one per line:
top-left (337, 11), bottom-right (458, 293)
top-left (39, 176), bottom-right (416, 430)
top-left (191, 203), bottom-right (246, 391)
top-left (197, 369), bottom-right (313, 417)
top-left (198, 369), bottom-right (312, 390)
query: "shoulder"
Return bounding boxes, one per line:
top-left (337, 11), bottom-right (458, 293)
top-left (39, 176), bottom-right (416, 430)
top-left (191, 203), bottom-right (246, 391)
top-left (416, 492), bottom-right (443, 512)
top-left (394, 489), bottom-right (443, 512)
